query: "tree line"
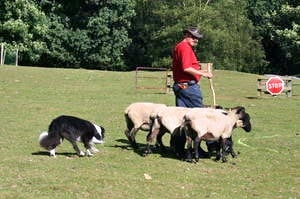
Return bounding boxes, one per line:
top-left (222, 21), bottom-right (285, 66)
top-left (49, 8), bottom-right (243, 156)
top-left (0, 0), bottom-right (299, 75)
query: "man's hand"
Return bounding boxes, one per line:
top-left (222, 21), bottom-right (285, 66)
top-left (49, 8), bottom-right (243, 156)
top-left (202, 71), bottom-right (213, 78)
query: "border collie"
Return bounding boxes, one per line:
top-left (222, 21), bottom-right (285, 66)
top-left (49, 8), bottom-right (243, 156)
top-left (38, 115), bottom-right (105, 157)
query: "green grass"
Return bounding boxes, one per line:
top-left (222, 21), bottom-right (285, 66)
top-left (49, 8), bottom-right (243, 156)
top-left (0, 65), bottom-right (299, 199)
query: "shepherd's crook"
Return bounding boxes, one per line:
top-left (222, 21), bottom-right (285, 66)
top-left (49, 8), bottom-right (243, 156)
top-left (207, 63), bottom-right (216, 106)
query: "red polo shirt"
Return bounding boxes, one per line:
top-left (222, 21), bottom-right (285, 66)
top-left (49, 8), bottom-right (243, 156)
top-left (172, 40), bottom-right (201, 83)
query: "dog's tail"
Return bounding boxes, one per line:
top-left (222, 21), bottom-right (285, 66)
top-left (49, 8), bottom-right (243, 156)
top-left (38, 131), bottom-right (48, 145)
top-left (38, 131), bottom-right (61, 150)
top-left (92, 124), bottom-right (105, 144)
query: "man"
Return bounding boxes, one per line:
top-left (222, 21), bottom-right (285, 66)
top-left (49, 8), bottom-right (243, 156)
top-left (171, 27), bottom-right (213, 159)
top-left (172, 27), bottom-right (213, 107)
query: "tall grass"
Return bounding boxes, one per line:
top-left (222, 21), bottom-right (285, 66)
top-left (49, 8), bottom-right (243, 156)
top-left (0, 65), bottom-right (299, 199)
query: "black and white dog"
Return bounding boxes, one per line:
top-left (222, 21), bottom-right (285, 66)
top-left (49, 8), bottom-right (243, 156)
top-left (39, 115), bottom-right (105, 157)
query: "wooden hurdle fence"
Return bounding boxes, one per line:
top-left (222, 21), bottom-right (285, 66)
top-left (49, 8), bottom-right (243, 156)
top-left (135, 67), bottom-right (173, 94)
top-left (135, 63), bottom-right (213, 94)
top-left (257, 76), bottom-right (293, 97)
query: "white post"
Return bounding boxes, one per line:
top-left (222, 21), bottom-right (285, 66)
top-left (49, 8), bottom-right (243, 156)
top-left (15, 48), bottom-right (18, 66)
top-left (3, 49), bottom-right (6, 65)
top-left (0, 43), bottom-right (3, 65)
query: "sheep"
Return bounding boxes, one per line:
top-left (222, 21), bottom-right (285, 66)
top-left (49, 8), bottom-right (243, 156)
top-left (182, 106), bottom-right (251, 162)
top-left (124, 102), bottom-right (167, 148)
top-left (145, 106), bottom-right (191, 157)
top-left (145, 105), bottom-right (230, 159)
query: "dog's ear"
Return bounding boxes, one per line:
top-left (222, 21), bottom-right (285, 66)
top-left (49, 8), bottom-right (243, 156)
top-left (100, 126), bottom-right (105, 138)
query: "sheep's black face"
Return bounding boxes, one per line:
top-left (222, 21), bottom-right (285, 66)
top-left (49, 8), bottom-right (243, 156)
top-left (234, 106), bottom-right (251, 132)
top-left (241, 112), bottom-right (251, 132)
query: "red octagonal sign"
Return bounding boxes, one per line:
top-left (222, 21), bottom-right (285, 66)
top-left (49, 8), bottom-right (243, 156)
top-left (266, 76), bottom-right (285, 95)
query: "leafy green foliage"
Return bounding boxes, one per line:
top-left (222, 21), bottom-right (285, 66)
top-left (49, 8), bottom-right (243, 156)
top-left (127, 0), bottom-right (266, 73)
top-left (0, 0), bottom-right (48, 64)
top-left (0, 0), bottom-right (136, 70)
top-left (0, 0), bottom-right (299, 74)
top-left (39, 0), bottom-right (136, 70)
top-left (273, 4), bottom-right (300, 74)
top-left (247, 0), bottom-right (300, 75)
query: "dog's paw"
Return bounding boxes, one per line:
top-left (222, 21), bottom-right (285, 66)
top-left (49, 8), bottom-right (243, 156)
top-left (50, 154), bottom-right (57, 158)
top-left (91, 146), bottom-right (99, 153)
top-left (86, 149), bottom-right (94, 157)
top-left (79, 151), bottom-right (85, 156)
top-left (49, 149), bottom-right (56, 157)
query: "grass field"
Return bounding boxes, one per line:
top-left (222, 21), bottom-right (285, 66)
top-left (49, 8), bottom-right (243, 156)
top-left (0, 65), bottom-right (299, 199)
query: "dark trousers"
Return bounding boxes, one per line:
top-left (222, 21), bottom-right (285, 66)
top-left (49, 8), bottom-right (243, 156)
top-left (172, 82), bottom-right (203, 108)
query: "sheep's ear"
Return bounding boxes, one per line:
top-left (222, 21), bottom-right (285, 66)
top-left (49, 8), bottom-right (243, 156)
top-left (214, 105), bottom-right (223, 109)
top-left (236, 106), bottom-right (245, 114)
top-left (236, 120), bottom-right (244, 127)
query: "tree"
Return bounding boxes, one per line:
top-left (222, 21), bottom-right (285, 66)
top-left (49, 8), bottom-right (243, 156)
top-left (247, 0), bottom-right (300, 75)
top-left (126, 0), bottom-right (266, 73)
top-left (272, 3), bottom-right (300, 74)
top-left (0, 0), bottom-right (48, 65)
top-left (39, 0), bottom-right (136, 70)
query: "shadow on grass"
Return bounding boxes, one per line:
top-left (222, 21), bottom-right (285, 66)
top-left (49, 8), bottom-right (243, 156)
top-left (113, 139), bottom-right (211, 161)
top-left (32, 151), bottom-right (77, 157)
top-left (245, 96), bottom-right (260, 99)
top-left (113, 138), bottom-right (179, 160)
top-left (246, 93), bottom-right (300, 99)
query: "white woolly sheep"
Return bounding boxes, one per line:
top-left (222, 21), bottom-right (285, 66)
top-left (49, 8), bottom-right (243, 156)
top-left (124, 102), bottom-right (167, 148)
top-left (182, 106), bottom-right (251, 162)
top-left (145, 106), bottom-right (227, 158)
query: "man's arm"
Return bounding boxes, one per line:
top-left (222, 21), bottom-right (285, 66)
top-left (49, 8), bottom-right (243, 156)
top-left (184, 67), bottom-right (213, 78)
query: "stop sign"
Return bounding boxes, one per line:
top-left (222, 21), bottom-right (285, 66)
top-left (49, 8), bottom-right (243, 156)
top-left (266, 76), bottom-right (285, 95)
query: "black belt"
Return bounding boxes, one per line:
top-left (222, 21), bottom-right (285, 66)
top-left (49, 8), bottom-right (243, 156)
top-left (176, 80), bottom-right (197, 86)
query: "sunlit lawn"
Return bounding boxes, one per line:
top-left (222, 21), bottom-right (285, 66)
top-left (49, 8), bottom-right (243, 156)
top-left (0, 65), bottom-right (299, 198)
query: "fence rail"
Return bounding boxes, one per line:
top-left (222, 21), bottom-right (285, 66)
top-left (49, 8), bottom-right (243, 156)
top-left (135, 67), bottom-right (172, 94)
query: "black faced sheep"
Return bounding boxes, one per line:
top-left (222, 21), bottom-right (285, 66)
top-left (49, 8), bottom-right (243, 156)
top-left (182, 106), bottom-right (251, 162)
top-left (124, 102), bottom-right (167, 148)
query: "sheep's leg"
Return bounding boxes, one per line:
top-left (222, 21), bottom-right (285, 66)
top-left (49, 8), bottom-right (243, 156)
top-left (144, 128), bottom-right (160, 155)
top-left (124, 129), bottom-right (130, 139)
top-left (194, 137), bottom-right (201, 162)
top-left (125, 128), bottom-right (139, 148)
top-left (220, 138), bottom-right (228, 162)
top-left (185, 136), bottom-right (193, 162)
top-left (214, 139), bottom-right (222, 161)
top-left (222, 137), bottom-right (237, 158)
top-left (215, 145), bottom-right (221, 161)
top-left (155, 132), bottom-right (164, 148)
top-left (156, 131), bottom-right (166, 151)
top-left (228, 137), bottom-right (237, 158)
top-left (124, 129), bottom-right (134, 145)
top-left (170, 133), bottom-right (186, 159)
top-left (231, 149), bottom-right (237, 158)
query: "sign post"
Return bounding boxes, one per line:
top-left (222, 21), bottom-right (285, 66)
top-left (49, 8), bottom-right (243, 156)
top-left (266, 76), bottom-right (284, 95)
